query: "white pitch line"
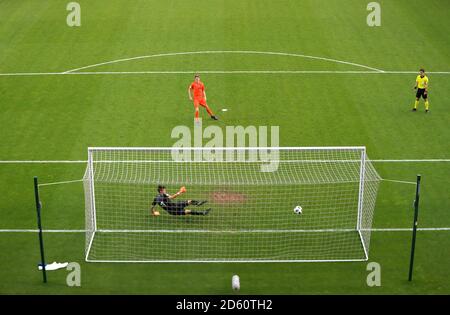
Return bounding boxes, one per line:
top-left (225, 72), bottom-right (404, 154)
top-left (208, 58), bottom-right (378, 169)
top-left (0, 159), bottom-right (449, 164)
top-left (38, 179), bottom-right (83, 187)
top-left (383, 71), bottom-right (450, 74)
top-left (381, 178), bottom-right (417, 185)
top-left (62, 50), bottom-right (385, 74)
top-left (372, 159), bottom-right (450, 163)
top-left (0, 229), bottom-right (85, 233)
top-left (0, 160), bottom-right (87, 164)
top-left (0, 50), bottom-right (448, 76)
top-left (0, 227), bottom-right (449, 233)
top-left (370, 228), bottom-right (450, 232)
top-left (0, 72), bottom-right (64, 76)
top-left (1, 70), bottom-right (450, 77)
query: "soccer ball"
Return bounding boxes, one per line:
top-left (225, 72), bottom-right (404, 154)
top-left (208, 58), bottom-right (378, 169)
top-left (294, 205), bottom-right (303, 214)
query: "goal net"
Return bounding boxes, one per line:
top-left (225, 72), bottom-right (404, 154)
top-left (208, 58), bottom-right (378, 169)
top-left (84, 147), bottom-right (380, 262)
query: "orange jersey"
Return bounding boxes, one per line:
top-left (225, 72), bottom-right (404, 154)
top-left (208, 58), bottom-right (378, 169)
top-left (190, 81), bottom-right (205, 99)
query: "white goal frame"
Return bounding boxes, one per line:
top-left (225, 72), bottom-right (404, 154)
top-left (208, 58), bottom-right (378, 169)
top-left (84, 146), bottom-right (379, 263)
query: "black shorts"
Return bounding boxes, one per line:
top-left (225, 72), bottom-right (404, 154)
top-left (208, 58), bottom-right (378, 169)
top-left (165, 201), bottom-right (190, 215)
top-left (416, 88), bottom-right (428, 99)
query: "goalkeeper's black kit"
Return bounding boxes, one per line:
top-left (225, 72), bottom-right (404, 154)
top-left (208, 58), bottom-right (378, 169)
top-left (152, 193), bottom-right (208, 215)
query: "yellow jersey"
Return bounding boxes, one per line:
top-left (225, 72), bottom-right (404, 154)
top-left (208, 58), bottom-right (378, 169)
top-left (416, 75), bottom-right (429, 89)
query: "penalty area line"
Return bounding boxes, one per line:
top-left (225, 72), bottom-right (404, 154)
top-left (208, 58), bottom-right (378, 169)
top-left (1, 70), bottom-right (450, 77)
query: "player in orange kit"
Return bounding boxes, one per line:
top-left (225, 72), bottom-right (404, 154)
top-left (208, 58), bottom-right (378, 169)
top-left (188, 74), bottom-right (218, 121)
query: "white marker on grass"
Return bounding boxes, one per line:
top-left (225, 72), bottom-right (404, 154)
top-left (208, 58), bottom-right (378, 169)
top-left (232, 275), bottom-right (240, 291)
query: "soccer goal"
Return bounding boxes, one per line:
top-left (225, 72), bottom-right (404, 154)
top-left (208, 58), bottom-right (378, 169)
top-left (84, 147), bottom-right (380, 262)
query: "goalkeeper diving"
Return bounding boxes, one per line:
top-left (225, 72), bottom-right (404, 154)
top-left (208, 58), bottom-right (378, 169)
top-left (151, 185), bottom-right (211, 216)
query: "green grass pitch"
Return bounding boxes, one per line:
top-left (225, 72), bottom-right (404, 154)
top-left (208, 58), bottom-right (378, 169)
top-left (0, 0), bottom-right (449, 294)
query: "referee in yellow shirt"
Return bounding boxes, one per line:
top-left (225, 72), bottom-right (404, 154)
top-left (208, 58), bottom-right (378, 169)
top-left (412, 68), bottom-right (430, 113)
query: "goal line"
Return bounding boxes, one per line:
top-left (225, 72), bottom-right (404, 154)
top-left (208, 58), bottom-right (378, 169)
top-left (1, 227), bottom-right (449, 233)
top-left (1, 159), bottom-right (449, 164)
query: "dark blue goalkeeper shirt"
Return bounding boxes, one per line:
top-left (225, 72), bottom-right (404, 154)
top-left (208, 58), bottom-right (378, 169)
top-left (152, 193), bottom-right (171, 210)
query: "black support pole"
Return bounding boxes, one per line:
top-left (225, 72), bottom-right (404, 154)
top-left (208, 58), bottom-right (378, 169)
top-left (408, 174), bottom-right (421, 282)
top-left (34, 176), bottom-right (47, 283)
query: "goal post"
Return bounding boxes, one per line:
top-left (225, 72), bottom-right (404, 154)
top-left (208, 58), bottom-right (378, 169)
top-left (356, 148), bottom-right (367, 257)
top-left (83, 147), bottom-right (380, 262)
top-left (84, 149), bottom-right (97, 261)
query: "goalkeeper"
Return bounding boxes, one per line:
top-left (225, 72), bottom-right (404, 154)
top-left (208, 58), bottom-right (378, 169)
top-left (151, 185), bottom-right (211, 216)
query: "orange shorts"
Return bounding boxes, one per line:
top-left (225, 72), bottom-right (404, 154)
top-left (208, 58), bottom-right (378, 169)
top-left (193, 98), bottom-right (207, 108)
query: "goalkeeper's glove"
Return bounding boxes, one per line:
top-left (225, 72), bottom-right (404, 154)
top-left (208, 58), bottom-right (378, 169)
top-left (179, 186), bottom-right (187, 193)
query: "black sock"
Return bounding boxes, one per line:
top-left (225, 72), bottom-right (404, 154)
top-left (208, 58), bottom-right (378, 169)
top-left (190, 210), bottom-right (205, 215)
